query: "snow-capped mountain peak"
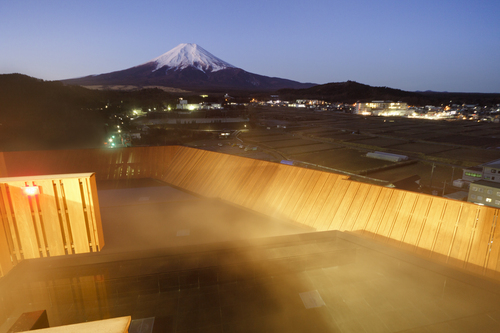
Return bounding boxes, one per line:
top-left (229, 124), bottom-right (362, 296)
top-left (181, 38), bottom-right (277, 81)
top-left (149, 43), bottom-right (235, 73)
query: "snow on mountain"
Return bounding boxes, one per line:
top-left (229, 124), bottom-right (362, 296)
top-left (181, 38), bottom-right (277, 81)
top-left (148, 43), bottom-right (236, 73)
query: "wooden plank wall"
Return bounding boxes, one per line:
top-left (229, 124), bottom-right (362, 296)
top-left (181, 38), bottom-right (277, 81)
top-left (0, 146), bottom-right (181, 181)
top-left (0, 152), bottom-right (7, 178)
top-left (1, 146), bottom-right (499, 280)
top-left (161, 146), bottom-right (500, 280)
top-left (0, 174), bottom-right (103, 277)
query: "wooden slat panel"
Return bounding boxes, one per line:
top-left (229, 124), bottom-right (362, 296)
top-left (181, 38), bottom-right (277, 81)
top-left (168, 147), bottom-right (198, 184)
top-left (414, 198), bottom-right (446, 256)
top-left (0, 186), bottom-right (14, 277)
top-left (289, 170), bottom-right (323, 223)
top-left (29, 185), bottom-right (48, 257)
top-left (53, 180), bottom-right (72, 253)
top-left (375, 191), bottom-right (407, 239)
top-left (349, 185), bottom-right (382, 232)
top-left (430, 200), bottom-right (462, 262)
top-left (171, 148), bottom-right (204, 189)
top-left (80, 177), bottom-right (97, 250)
top-left (282, 168), bottom-right (314, 220)
top-left (231, 158), bottom-right (259, 206)
top-left (304, 174), bottom-right (342, 228)
top-left (211, 155), bottom-right (237, 199)
top-left (287, 169), bottom-right (319, 222)
top-left (267, 166), bottom-right (298, 218)
top-left (361, 187), bottom-right (395, 236)
top-left (157, 146), bottom-right (179, 179)
top-left (36, 180), bottom-right (65, 256)
top-left (385, 191), bottom-right (419, 245)
top-left (89, 174), bottom-right (104, 250)
top-left (0, 152), bottom-right (7, 177)
top-left (175, 149), bottom-right (204, 191)
top-left (342, 183), bottom-right (375, 232)
top-left (200, 154), bottom-right (230, 198)
top-left (315, 178), bottom-right (352, 231)
top-left (61, 179), bottom-right (89, 254)
top-left (251, 163), bottom-right (285, 214)
top-left (485, 210), bottom-right (500, 279)
top-left (196, 152), bottom-right (226, 197)
top-left (254, 164), bottom-right (290, 216)
top-left (236, 160), bottom-right (268, 207)
top-left (0, 221), bottom-right (13, 277)
top-left (466, 207), bottom-right (496, 273)
top-left (207, 154), bottom-right (241, 199)
top-left (328, 182), bottom-right (361, 231)
top-left (240, 161), bottom-right (273, 209)
top-left (449, 204), bottom-right (480, 267)
top-left (0, 184), bottom-right (21, 261)
top-left (273, 167), bottom-right (305, 217)
top-left (399, 195), bottom-right (432, 250)
top-left (253, 163), bottom-right (287, 215)
top-left (8, 182), bottom-right (39, 259)
top-left (230, 158), bottom-right (261, 206)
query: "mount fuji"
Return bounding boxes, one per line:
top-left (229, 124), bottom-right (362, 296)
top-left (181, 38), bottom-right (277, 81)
top-left (62, 43), bottom-right (316, 92)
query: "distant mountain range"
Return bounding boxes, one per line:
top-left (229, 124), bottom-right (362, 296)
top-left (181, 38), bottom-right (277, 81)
top-left (277, 81), bottom-right (500, 105)
top-left (62, 43), bottom-right (316, 92)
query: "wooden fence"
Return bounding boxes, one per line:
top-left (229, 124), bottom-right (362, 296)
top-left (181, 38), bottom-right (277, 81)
top-left (0, 146), bottom-right (180, 180)
top-left (161, 147), bottom-right (500, 280)
top-left (1, 146), bottom-right (499, 280)
top-left (0, 173), bottom-right (104, 277)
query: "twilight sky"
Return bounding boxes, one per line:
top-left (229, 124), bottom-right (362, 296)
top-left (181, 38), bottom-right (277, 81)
top-left (1, 0), bottom-right (499, 93)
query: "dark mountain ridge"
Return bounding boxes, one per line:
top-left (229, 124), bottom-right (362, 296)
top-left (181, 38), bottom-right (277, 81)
top-left (278, 81), bottom-right (500, 105)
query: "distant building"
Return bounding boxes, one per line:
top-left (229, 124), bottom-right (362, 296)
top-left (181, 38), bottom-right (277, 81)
top-left (468, 180), bottom-right (500, 208)
top-left (463, 166), bottom-right (483, 180)
top-left (465, 159), bottom-right (500, 207)
top-left (176, 100), bottom-right (201, 111)
top-left (454, 166), bottom-right (483, 188)
top-left (366, 151), bottom-right (408, 162)
top-left (355, 101), bottom-right (410, 116)
top-left (481, 159), bottom-right (500, 182)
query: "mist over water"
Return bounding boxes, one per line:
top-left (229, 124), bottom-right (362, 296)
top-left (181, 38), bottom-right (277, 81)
top-left (98, 185), bottom-right (311, 253)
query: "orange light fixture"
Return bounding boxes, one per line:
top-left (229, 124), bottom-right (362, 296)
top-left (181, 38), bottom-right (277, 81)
top-left (23, 186), bottom-right (40, 196)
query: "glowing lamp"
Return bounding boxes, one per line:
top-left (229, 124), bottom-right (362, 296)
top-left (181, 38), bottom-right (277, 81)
top-left (23, 186), bottom-right (40, 196)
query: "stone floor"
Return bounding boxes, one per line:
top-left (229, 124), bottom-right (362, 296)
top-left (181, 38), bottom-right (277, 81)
top-left (1, 179), bottom-right (500, 333)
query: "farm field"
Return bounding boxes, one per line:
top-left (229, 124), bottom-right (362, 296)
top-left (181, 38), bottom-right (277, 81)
top-left (295, 148), bottom-right (395, 172)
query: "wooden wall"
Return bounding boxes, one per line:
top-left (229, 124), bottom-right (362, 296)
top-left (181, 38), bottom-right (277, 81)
top-left (0, 153), bottom-right (7, 177)
top-left (0, 146), bottom-right (180, 180)
top-left (161, 147), bottom-right (500, 280)
top-left (1, 146), bottom-right (499, 280)
top-left (0, 173), bottom-right (104, 277)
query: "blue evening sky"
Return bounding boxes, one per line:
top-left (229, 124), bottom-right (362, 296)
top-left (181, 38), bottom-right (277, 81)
top-left (1, 0), bottom-right (499, 92)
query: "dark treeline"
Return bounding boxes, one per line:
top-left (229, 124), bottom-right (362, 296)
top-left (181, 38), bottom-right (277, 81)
top-left (0, 74), bottom-right (178, 151)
